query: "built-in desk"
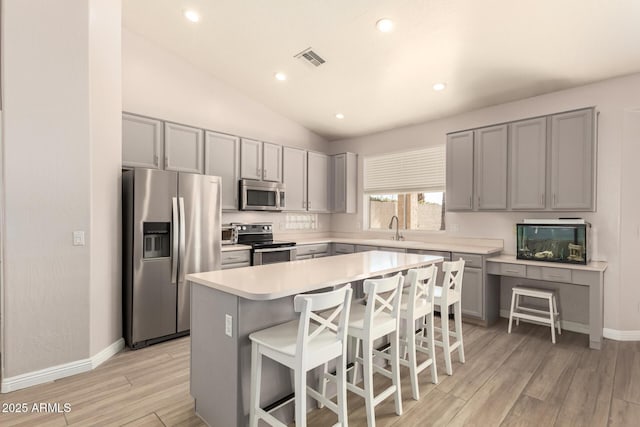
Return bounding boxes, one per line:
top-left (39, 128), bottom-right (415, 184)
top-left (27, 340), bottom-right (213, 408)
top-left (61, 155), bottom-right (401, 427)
top-left (486, 255), bottom-right (607, 350)
top-left (187, 251), bottom-right (443, 427)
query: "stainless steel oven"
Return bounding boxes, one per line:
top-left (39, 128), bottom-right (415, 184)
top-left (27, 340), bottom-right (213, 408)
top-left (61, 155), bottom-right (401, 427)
top-left (239, 179), bottom-right (285, 211)
top-left (235, 223), bottom-right (296, 265)
top-left (253, 245), bottom-right (297, 265)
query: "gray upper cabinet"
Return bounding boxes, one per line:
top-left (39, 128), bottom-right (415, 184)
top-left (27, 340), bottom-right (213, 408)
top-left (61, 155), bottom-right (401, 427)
top-left (283, 147), bottom-right (307, 211)
top-left (510, 117), bottom-right (547, 210)
top-left (474, 125), bottom-right (508, 210)
top-left (164, 122), bottom-right (204, 173)
top-left (446, 131), bottom-right (474, 210)
top-left (205, 131), bottom-right (240, 210)
top-left (331, 152), bottom-right (357, 214)
top-left (550, 109), bottom-right (595, 210)
top-left (307, 151), bottom-right (329, 212)
top-left (240, 138), bottom-right (262, 180)
top-left (262, 142), bottom-right (282, 182)
top-left (240, 138), bottom-right (282, 182)
top-left (122, 113), bottom-right (163, 169)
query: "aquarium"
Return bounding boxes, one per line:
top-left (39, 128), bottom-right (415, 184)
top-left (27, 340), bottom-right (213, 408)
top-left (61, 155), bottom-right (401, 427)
top-left (516, 220), bottom-right (591, 265)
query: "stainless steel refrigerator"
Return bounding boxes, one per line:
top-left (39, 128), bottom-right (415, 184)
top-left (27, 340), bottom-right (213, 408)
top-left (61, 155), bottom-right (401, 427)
top-left (123, 168), bottom-right (221, 349)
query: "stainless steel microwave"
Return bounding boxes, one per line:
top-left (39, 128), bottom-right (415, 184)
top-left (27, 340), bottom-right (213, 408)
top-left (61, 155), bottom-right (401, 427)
top-left (239, 179), bottom-right (285, 211)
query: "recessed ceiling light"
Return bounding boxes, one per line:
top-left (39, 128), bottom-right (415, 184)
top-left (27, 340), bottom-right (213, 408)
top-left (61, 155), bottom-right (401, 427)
top-left (274, 72), bottom-right (287, 81)
top-left (184, 10), bottom-right (200, 23)
top-left (335, 113), bottom-right (345, 120)
top-left (433, 82), bottom-right (446, 91)
top-left (376, 18), bottom-right (394, 33)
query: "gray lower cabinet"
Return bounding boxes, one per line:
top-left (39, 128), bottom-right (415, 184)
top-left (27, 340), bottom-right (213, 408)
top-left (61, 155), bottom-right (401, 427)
top-left (550, 109), bottom-right (595, 210)
top-left (333, 243), bottom-right (355, 255)
top-left (296, 243), bottom-right (330, 259)
top-left (220, 250), bottom-right (251, 269)
top-left (452, 252), bottom-right (499, 324)
top-left (446, 131), bottom-right (474, 210)
top-left (122, 113), bottom-right (163, 169)
top-left (378, 247), bottom-right (406, 253)
top-left (164, 122), bottom-right (204, 173)
top-left (205, 131), bottom-right (240, 210)
top-left (510, 117), bottom-right (547, 209)
top-left (407, 249), bottom-right (451, 287)
top-left (475, 125), bottom-right (508, 210)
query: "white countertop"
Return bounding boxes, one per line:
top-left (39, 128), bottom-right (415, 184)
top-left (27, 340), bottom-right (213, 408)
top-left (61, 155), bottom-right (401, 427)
top-left (486, 254), bottom-right (608, 272)
top-left (293, 237), bottom-right (502, 255)
top-left (187, 251), bottom-right (443, 300)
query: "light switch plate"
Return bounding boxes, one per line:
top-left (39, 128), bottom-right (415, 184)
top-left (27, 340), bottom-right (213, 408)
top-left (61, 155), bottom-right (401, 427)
top-left (73, 231), bottom-right (85, 246)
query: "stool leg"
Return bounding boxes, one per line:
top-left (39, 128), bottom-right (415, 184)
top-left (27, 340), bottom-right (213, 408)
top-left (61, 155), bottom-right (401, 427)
top-left (336, 353), bottom-right (348, 427)
top-left (351, 337), bottom-right (361, 385)
top-left (294, 365), bottom-right (307, 427)
top-left (508, 290), bottom-right (516, 334)
top-left (442, 308), bottom-right (452, 375)
top-left (553, 296), bottom-right (562, 335)
top-left (391, 330), bottom-right (403, 415)
top-left (318, 362), bottom-right (328, 409)
top-left (426, 312), bottom-right (438, 384)
top-left (249, 343), bottom-right (261, 427)
top-left (515, 294), bottom-right (521, 326)
top-left (548, 297), bottom-right (556, 344)
top-left (363, 338), bottom-right (376, 427)
top-left (454, 301), bottom-right (465, 364)
top-left (407, 317), bottom-right (419, 400)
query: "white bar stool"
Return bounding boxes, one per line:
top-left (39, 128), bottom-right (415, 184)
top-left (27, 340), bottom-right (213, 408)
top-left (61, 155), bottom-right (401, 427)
top-left (344, 273), bottom-right (404, 427)
top-left (249, 285), bottom-right (353, 427)
top-left (396, 265), bottom-right (439, 400)
top-left (508, 286), bottom-right (561, 343)
top-left (433, 259), bottom-right (466, 376)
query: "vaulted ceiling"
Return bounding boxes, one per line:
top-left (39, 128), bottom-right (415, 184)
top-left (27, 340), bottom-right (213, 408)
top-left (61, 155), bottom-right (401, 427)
top-left (123, 0), bottom-right (640, 140)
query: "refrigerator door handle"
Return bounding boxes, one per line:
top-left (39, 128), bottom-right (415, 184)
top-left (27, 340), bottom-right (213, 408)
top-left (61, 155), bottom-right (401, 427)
top-left (171, 197), bottom-right (179, 285)
top-left (179, 197), bottom-right (187, 283)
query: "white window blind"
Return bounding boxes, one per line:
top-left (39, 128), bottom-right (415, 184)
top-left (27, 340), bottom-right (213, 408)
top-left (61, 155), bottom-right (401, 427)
top-left (364, 145), bottom-right (445, 193)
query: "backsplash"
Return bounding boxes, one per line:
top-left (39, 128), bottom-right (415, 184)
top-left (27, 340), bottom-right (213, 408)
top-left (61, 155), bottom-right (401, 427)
top-left (222, 211), bottom-right (331, 234)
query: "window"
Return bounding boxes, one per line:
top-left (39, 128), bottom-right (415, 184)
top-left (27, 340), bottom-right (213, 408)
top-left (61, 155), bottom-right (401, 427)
top-left (368, 192), bottom-right (445, 231)
top-left (364, 146), bottom-right (445, 231)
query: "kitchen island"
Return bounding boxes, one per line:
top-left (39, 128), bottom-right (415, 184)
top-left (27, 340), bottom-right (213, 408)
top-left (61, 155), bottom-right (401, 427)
top-left (187, 251), bottom-right (443, 427)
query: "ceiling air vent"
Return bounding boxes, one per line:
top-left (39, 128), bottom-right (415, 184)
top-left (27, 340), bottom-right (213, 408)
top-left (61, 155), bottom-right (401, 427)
top-left (294, 47), bottom-right (326, 67)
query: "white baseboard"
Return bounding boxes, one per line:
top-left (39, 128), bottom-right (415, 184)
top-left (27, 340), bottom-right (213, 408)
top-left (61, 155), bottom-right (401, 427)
top-left (499, 309), bottom-right (589, 335)
top-left (500, 310), bottom-right (640, 341)
top-left (91, 338), bottom-right (125, 369)
top-left (1, 337), bottom-right (124, 393)
top-left (603, 328), bottom-right (640, 341)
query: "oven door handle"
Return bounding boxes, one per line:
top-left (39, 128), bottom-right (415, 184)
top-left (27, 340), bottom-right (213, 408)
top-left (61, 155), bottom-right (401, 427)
top-left (254, 246), bottom-right (297, 254)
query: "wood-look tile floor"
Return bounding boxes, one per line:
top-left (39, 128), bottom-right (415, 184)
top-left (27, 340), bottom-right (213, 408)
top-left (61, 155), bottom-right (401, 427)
top-left (1, 319), bottom-right (638, 426)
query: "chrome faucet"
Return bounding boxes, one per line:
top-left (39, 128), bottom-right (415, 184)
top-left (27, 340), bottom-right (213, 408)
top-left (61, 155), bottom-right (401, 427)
top-left (388, 215), bottom-right (403, 241)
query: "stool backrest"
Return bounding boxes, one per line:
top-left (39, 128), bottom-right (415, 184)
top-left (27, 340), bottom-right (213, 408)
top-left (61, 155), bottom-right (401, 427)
top-left (294, 285), bottom-right (353, 361)
top-left (362, 273), bottom-right (404, 326)
top-left (440, 259), bottom-right (465, 305)
top-left (405, 265), bottom-right (437, 318)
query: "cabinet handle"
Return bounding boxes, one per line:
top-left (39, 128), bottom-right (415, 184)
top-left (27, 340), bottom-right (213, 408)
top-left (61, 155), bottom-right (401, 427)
top-left (540, 193), bottom-right (544, 206)
top-left (263, 169), bottom-right (267, 178)
top-left (553, 193), bottom-right (557, 206)
top-left (165, 157), bottom-right (168, 168)
top-left (469, 196), bottom-right (472, 208)
top-left (504, 269), bottom-right (521, 274)
top-left (477, 196), bottom-right (481, 207)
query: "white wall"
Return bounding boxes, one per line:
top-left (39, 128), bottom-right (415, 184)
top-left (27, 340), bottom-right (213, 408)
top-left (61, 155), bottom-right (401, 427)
top-left (122, 29), bottom-right (328, 153)
top-left (1, 0), bottom-right (121, 380)
top-left (329, 73), bottom-right (640, 332)
top-left (88, 0), bottom-right (122, 357)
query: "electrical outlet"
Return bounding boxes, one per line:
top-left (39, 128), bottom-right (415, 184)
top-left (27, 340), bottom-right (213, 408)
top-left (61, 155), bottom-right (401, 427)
top-left (73, 231), bottom-right (85, 246)
top-left (225, 314), bottom-right (233, 337)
